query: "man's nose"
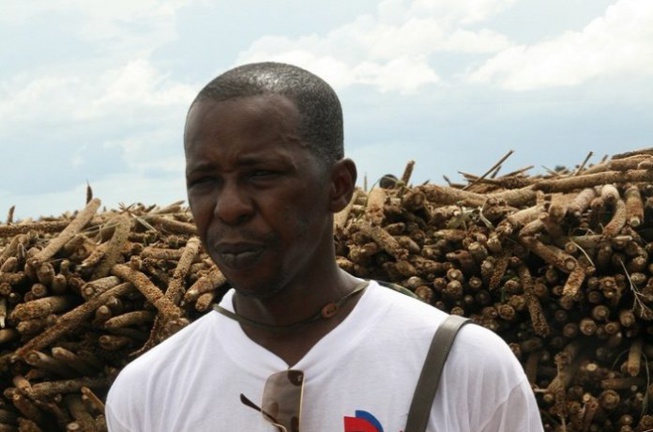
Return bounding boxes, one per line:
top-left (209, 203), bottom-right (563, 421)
top-left (213, 182), bottom-right (254, 225)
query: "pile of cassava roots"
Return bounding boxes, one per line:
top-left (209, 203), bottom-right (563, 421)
top-left (2, 148), bottom-right (653, 432)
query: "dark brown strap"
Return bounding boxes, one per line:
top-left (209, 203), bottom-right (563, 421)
top-left (405, 314), bottom-right (470, 432)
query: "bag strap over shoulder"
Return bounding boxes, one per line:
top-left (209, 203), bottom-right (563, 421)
top-left (405, 314), bottom-right (470, 432)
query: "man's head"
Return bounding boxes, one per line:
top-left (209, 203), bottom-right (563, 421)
top-left (183, 62), bottom-right (356, 297)
top-left (190, 62), bottom-right (344, 170)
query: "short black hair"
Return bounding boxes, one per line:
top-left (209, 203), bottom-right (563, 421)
top-left (192, 62), bottom-right (344, 166)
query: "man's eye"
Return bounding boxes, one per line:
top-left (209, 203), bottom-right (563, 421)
top-left (189, 177), bottom-right (217, 188)
top-left (251, 170), bottom-right (277, 178)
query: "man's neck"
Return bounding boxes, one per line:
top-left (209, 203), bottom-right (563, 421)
top-left (231, 272), bottom-right (364, 366)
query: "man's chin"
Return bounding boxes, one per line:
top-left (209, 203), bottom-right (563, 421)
top-left (227, 278), bottom-right (285, 301)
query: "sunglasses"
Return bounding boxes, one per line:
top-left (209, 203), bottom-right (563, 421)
top-left (241, 369), bottom-right (305, 432)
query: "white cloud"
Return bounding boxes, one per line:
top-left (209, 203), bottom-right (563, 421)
top-left (237, 0), bottom-right (514, 93)
top-left (445, 28), bottom-right (511, 52)
top-left (467, 0), bottom-right (653, 90)
top-left (352, 57), bottom-right (440, 93)
top-left (2, 0), bottom-right (191, 61)
top-left (237, 46), bottom-right (440, 93)
top-left (0, 59), bottom-right (195, 126)
top-left (1, 0), bottom-right (197, 127)
top-left (2, 0), bottom-right (191, 27)
top-left (378, 0), bottom-right (517, 25)
top-left (93, 60), bottom-right (196, 111)
top-left (0, 75), bottom-right (85, 122)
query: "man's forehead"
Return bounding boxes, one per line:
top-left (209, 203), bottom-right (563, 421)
top-left (189, 93), bottom-right (297, 117)
top-left (184, 93), bottom-right (301, 148)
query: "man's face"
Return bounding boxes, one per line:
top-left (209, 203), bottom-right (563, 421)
top-left (184, 94), bottom-right (332, 298)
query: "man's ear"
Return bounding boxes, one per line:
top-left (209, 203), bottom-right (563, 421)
top-left (329, 158), bottom-right (357, 213)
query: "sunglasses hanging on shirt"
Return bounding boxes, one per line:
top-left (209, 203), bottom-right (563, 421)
top-left (241, 369), bottom-right (304, 432)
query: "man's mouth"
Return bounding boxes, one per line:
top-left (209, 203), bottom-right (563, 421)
top-left (215, 243), bottom-right (265, 270)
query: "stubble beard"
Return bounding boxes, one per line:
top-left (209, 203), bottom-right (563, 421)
top-left (229, 272), bottom-right (288, 301)
top-left (218, 212), bottom-right (315, 302)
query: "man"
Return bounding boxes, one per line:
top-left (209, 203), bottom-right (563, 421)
top-left (105, 62), bottom-right (543, 431)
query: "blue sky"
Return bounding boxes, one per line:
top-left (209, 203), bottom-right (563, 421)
top-left (1, 0), bottom-right (652, 220)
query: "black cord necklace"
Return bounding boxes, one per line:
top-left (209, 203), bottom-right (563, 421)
top-left (213, 280), bottom-right (370, 333)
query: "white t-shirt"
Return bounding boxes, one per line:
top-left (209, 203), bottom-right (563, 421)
top-left (106, 281), bottom-right (543, 431)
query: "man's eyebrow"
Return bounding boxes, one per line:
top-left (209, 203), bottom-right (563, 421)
top-left (236, 154), bottom-right (283, 166)
top-left (186, 155), bottom-right (286, 172)
top-left (186, 162), bottom-right (215, 174)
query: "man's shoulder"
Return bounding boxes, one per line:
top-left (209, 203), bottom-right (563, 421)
top-left (368, 280), bottom-right (520, 370)
top-left (444, 319), bottom-right (527, 389)
top-left (112, 311), bottom-right (219, 379)
top-left (368, 279), bottom-right (449, 320)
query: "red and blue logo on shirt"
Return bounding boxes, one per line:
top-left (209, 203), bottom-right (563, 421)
top-left (344, 410), bottom-right (384, 432)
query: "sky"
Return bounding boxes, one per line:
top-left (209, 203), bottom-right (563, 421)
top-left (1, 0), bottom-right (652, 220)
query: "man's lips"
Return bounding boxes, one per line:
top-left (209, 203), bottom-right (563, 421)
top-left (213, 243), bottom-right (265, 270)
